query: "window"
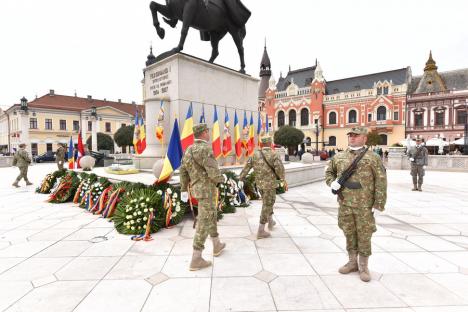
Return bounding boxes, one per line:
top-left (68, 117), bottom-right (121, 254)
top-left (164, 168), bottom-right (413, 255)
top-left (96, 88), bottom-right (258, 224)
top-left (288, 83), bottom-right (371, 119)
top-left (328, 136), bottom-right (336, 146)
top-left (31, 143), bottom-right (38, 156)
top-left (456, 110), bottom-right (467, 125)
top-left (73, 120), bottom-right (80, 131)
top-left (300, 108), bottom-right (309, 126)
top-left (289, 110), bottom-right (296, 126)
top-left (329, 112), bottom-right (337, 125)
top-left (379, 134), bottom-right (388, 145)
top-left (377, 106), bottom-right (387, 121)
top-left (30, 118), bottom-right (37, 129)
top-left (88, 121), bottom-right (92, 131)
top-left (46, 143), bottom-right (53, 152)
top-left (383, 86), bottom-right (389, 95)
top-left (348, 110), bottom-right (357, 123)
top-left (394, 111), bottom-right (399, 121)
top-left (45, 119), bottom-right (52, 130)
top-left (368, 113), bottom-right (372, 122)
top-left (377, 87), bottom-right (382, 95)
top-left (278, 111), bottom-right (285, 127)
top-left (414, 112), bottom-right (424, 127)
top-left (435, 111), bottom-right (444, 126)
top-left (105, 122), bottom-right (111, 132)
top-left (60, 120), bottom-right (66, 130)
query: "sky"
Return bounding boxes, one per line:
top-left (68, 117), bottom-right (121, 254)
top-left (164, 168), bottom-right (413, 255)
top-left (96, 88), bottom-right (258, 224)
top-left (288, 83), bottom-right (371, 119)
top-left (1, 0), bottom-right (468, 110)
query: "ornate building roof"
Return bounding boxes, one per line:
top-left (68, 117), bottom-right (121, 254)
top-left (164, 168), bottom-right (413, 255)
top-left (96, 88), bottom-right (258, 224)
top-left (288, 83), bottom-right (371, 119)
top-left (258, 43), bottom-right (272, 98)
top-left (413, 51), bottom-right (447, 94)
top-left (276, 65), bottom-right (317, 91)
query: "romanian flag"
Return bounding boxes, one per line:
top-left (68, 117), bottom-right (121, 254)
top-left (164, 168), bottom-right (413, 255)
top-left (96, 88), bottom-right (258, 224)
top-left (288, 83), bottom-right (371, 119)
top-left (265, 114), bottom-right (269, 133)
top-left (156, 101), bottom-right (164, 143)
top-left (76, 129), bottom-right (85, 168)
top-left (242, 111), bottom-right (248, 153)
top-left (68, 136), bottom-right (74, 169)
top-left (158, 118), bottom-right (183, 183)
top-left (139, 112), bottom-right (147, 154)
top-left (257, 112), bottom-right (262, 144)
top-left (133, 111), bottom-right (140, 154)
top-left (181, 103), bottom-right (194, 152)
top-left (222, 109), bottom-right (232, 157)
top-left (212, 106), bottom-right (221, 159)
top-left (234, 111), bottom-right (242, 159)
top-left (199, 104), bottom-right (206, 123)
top-left (248, 112), bottom-right (255, 156)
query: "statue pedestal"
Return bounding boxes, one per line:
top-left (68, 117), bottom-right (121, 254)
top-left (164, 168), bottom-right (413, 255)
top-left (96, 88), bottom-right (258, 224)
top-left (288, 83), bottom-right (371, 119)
top-left (134, 53), bottom-right (259, 169)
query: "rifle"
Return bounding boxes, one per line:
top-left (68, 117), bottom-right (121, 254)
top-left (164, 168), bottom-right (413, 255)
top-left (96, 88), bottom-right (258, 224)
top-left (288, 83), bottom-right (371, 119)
top-left (332, 147), bottom-right (369, 199)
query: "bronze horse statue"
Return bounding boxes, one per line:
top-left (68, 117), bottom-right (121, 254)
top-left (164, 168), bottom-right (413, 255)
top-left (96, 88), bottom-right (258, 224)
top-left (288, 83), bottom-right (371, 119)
top-left (149, 0), bottom-right (251, 73)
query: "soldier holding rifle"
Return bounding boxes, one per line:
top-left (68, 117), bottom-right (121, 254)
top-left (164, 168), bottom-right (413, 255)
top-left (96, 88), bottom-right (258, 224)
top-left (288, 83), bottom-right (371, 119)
top-left (325, 127), bottom-right (387, 282)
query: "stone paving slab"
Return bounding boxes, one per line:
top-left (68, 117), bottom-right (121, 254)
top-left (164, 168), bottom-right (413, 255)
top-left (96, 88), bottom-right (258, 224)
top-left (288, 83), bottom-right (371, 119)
top-left (0, 163), bottom-right (468, 311)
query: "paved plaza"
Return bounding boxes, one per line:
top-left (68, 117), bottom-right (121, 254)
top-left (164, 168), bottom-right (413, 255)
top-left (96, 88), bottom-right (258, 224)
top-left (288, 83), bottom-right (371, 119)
top-left (1, 163), bottom-right (468, 312)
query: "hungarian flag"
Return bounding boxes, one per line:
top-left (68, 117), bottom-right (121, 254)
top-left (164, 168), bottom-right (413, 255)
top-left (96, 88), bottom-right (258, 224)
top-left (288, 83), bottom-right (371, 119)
top-left (156, 101), bottom-right (164, 143)
top-left (76, 129), bottom-right (85, 168)
top-left (234, 111), bottom-right (242, 159)
top-left (158, 118), bottom-right (183, 183)
top-left (68, 136), bottom-right (74, 169)
top-left (222, 109), bottom-right (232, 157)
top-left (133, 111), bottom-right (140, 154)
top-left (181, 102), bottom-right (194, 152)
top-left (139, 112), bottom-right (147, 154)
top-left (248, 112), bottom-right (255, 156)
top-left (212, 106), bottom-right (221, 159)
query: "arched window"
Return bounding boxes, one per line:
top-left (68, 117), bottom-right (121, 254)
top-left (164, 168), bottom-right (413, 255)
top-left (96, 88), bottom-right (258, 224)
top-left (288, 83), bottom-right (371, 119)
top-left (435, 111), bottom-right (445, 126)
top-left (379, 134), bottom-right (388, 145)
top-left (289, 110), bottom-right (297, 126)
top-left (300, 108), bottom-right (309, 126)
top-left (457, 110), bottom-right (467, 125)
top-left (348, 110), bottom-right (357, 123)
top-left (377, 106), bottom-right (387, 121)
top-left (329, 112), bottom-right (337, 125)
top-left (278, 111), bottom-right (285, 127)
top-left (329, 136), bottom-right (336, 146)
top-left (414, 109), bottom-right (424, 127)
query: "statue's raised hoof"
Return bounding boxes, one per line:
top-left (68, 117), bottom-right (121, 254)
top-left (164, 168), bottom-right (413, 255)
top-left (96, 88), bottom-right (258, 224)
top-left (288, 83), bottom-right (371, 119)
top-left (157, 27), bottom-right (165, 39)
top-left (163, 17), bottom-right (178, 28)
top-left (171, 47), bottom-right (182, 53)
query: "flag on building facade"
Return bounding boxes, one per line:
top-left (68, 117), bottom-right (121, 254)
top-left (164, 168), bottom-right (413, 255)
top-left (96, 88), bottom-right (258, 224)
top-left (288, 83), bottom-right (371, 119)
top-left (199, 104), bottom-right (206, 123)
top-left (68, 136), bottom-right (74, 169)
top-left (158, 118), bottom-right (183, 183)
top-left (156, 101), bottom-right (164, 143)
top-left (234, 111), bottom-right (242, 159)
top-left (248, 112), bottom-right (255, 156)
top-left (139, 112), bottom-right (147, 154)
top-left (212, 106), bottom-right (221, 159)
top-left (222, 108), bottom-right (232, 157)
top-left (181, 102), bottom-right (194, 152)
top-left (133, 111), bottom-right (140, 154)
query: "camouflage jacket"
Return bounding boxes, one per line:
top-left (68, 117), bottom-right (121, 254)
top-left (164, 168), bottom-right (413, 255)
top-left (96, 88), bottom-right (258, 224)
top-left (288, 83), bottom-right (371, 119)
top-left (239, 147), bottom-right (285, 190)
top-left (56, 146), bottom-right (66, 162)
top-left (179, 139), bottom-right (224, 199)
top-left (13, 149), bottom-right (31, 168)
top-left (325, 147), bottom-right (387, 210)
top-left (407, 145), bottom-right (428, 166)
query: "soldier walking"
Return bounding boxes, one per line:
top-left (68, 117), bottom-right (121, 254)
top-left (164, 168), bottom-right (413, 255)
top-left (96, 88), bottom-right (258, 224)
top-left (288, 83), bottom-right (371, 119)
top-left (56, 143), bottom-right (66, 170)
top-left (325, 127), bottom-right (387, 282)
top-left (239, 135), bottom-right (285, 239)
top-left (12, 143), bottom-right (33, 187)
top-left (407, 138), bottom-right (428, 191)
top-left (179, 124), bottom-right (226, 271)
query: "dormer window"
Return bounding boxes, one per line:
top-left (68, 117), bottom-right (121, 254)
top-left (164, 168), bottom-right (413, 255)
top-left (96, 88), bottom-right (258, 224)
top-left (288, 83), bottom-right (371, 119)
top-left (377, 87), bottom-right (382, 95)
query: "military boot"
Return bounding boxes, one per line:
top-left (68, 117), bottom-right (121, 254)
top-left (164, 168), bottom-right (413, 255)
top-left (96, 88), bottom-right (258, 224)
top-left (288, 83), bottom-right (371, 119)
top-left (338, 250), bottom-right (359, 274)
top-left (189, 249), bottom-right (212, 271)
top-left (12, 182), bottom-right (19, 188)
top-left (257, 224), bottom-right (271, 239)
top-left (212, 237), bottom-right (226, 257)
top-left (418, 183), bottom-right (423, 192)
top-left (358, 255), bottom-right (371, 282)
top-left (412, 184), bottom-right (418, 191)
top-left (267, 215), bottom-right (276, 231)
top-left (26, 181), bottom-right (33, 186)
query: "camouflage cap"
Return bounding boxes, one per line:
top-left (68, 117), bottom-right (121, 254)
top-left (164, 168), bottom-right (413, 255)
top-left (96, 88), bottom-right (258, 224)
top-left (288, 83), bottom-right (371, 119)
top-left (18, 143), bottom-right (26, 148)
top-left (193, 123), bottom-right (209, 137)
top-left (260, 135), bottom-right (273, 144)
top-left (347, 126), bottom-right (368, 135)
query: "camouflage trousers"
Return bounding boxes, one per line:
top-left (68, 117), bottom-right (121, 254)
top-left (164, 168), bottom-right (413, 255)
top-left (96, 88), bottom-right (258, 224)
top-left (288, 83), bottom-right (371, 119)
top-left (338, 204), bottom-right (377, 257)
top-left (193, 197), bottom-right (219, 251)
top-left (259, 188), bottom-right (276, 224)
top-left (15, 166), bottom-right (30, 183)
top-left (411, 164), bottom-right (425, 185)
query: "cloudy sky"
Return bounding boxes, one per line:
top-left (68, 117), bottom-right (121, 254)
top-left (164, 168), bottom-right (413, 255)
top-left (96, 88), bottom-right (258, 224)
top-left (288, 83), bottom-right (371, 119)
top-left (1, 0), bottom-right (468, 109)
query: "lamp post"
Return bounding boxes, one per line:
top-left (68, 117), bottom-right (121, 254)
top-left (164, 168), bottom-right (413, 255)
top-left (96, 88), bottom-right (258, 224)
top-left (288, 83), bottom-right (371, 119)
top-left (20, 97), bottom-right (28, 112)
top-left (90, 106), bottom-right (98, 152)
top-left (313, 122), bottom-right (320, 156)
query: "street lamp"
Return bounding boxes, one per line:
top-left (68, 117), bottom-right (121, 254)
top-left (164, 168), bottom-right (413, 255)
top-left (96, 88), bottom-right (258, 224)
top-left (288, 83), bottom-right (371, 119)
top-left (91, 106), bottom-right (97, 118)
top-left (20, 97), bottom-right (28, 111)
top-left (313, 122), bottom-right (321, 156)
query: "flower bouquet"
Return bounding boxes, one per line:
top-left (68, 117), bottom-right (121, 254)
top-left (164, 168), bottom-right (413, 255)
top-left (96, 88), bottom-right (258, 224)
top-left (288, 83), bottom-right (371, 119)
top-left (149, 183), bottom-right (186, 228)
top-left (47, 171), bottom-right (80, 203)
top-left (36, 169), bottom-right (67, 194)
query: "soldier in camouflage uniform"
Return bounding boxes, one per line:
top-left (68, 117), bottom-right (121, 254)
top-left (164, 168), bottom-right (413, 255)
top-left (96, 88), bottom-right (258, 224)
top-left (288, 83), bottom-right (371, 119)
top-left (407, 138), bottom-right (428, 191)
top-left (325, 127), bottom-right (387, 282)
top-left (239, 135), bottom-right (285, 239)
top-left (12, 143), bottom-right (33, 188)
top-left (179, 123), bottom-right (226, 271)
top-left (56, 143), bottom-right (66, 170)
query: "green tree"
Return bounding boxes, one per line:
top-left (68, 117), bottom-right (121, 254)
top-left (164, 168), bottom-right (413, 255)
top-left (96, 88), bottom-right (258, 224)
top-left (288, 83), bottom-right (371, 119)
top-left (114, 125), bottom-right (135, 153)
top-left (87, 132), bottom-right (115, 153)
top-left (366, 131), bottom-right (382, 147)
top-left (273, 125), bottom-right (305, 149)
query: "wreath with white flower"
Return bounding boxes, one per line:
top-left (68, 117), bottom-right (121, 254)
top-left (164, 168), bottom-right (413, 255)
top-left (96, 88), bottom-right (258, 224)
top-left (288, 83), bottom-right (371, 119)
top-left (47, 171), bottom-right (80, 203)
top-left (218, 171), bottom-right (249, 213)
top-left (150, 183), bottom-right (186, 227)
top-left (73, 173), bottom-right (98, 206)
top-left (80, 177), bottom-right (112, 211)
top-left (36, 169), bottom-right (67, 194)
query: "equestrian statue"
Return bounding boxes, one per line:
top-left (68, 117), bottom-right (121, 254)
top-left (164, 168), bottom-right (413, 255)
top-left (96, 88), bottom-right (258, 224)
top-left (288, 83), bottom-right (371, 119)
top-left (149, 0), bottom-right (251, 73)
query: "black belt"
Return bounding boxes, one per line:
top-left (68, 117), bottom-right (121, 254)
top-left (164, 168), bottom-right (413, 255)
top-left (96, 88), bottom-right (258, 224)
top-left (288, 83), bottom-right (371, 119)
top-left (343, 181), bottom-right (362, 189)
